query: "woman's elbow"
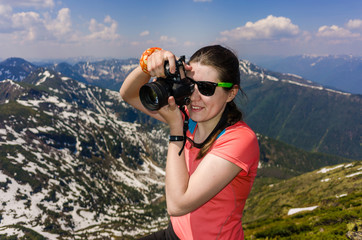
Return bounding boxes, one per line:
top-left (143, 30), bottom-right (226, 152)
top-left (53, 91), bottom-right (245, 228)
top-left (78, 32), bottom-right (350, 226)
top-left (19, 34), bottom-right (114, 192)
top-left (119, 88), bottom-right (127, 101)
top-left (167, 203), bottom-right (190, 216)
top-left (167, 207), bottom-right (184, 217)
top-left (119, 85), bottom-right (133, 104)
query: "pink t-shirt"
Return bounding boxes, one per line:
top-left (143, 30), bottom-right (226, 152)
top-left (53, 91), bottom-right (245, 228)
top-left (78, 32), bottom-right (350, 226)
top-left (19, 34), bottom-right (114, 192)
top-left (171, 120), bottom-right (260, 240)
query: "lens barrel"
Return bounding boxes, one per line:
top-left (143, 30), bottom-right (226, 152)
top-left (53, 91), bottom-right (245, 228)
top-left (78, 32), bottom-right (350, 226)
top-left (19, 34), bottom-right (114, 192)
top-left (139, 79), bottom-right (171, 111)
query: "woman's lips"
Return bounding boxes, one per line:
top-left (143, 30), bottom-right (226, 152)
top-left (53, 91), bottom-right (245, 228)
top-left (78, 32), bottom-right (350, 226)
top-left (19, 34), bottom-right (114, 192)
top-left (191, 105), bottom-right (203, 112)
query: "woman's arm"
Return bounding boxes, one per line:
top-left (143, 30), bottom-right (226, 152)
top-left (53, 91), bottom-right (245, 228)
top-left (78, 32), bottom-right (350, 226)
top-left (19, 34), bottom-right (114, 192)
top-left (166, 150), bottom-right (242, 216)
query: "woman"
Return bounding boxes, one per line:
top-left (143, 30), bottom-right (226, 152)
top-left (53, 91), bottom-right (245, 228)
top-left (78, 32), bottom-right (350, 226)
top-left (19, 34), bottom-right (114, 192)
top-left (120, 45), bottom-right (260, 240)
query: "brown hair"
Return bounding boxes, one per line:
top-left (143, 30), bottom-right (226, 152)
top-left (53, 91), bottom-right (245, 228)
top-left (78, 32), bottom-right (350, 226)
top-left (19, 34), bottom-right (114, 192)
top-left (188, 45), bottom-right (245, 159)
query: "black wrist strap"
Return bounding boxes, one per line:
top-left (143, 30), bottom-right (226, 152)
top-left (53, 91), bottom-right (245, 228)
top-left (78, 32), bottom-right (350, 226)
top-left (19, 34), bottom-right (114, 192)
top-left (169, 135), bottom-right (184, 141)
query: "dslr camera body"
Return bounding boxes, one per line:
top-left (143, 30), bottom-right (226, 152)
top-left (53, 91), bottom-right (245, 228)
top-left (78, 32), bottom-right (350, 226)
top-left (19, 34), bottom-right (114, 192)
top-left (140, 56), bottom-right (193, 111)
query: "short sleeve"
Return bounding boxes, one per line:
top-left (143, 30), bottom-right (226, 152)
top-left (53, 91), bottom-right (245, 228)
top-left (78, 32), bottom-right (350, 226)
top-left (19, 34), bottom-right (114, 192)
top-left (210, 124), bottom-right (259, 176)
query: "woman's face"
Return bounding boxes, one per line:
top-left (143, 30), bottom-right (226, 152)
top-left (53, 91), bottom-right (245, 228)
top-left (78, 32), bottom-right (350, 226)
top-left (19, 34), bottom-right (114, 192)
top-left (186, 62), bottom-right (234, 126)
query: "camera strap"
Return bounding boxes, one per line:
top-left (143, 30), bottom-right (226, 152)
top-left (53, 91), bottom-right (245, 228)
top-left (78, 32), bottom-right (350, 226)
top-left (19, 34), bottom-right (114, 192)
top-left (178, 106), bottom-right (230, 155)
top-left (178, 106), bottom-right (189, 156)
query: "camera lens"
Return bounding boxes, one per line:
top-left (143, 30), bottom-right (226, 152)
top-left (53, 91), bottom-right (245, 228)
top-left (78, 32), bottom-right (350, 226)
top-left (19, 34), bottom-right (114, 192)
top-left (139, 79), bottom-right (171, 111)
top-left (149, 89), bottom-right (159, 104)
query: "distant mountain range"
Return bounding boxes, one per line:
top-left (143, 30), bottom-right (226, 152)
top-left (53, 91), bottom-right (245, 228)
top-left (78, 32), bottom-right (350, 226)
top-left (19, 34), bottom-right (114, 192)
top-left (0, 57), bottom-right (138, 91)
top-left (50, 59), bottom-right (139, 90)
top-left (255, 55), bottom-right (362, 94)
top-left (0, 56), bottom-right (360, 160)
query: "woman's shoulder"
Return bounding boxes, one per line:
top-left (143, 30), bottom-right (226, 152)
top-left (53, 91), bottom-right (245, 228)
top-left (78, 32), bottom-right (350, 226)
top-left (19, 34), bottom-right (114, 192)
top-left (212, 121), bottom-right (260, 170)
top-left (225, 121), bottom-right (256, 137)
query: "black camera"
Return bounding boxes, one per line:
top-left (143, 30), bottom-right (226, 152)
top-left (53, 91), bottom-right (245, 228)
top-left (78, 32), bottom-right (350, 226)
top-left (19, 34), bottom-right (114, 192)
top-left (139, 56), bottom-right (194, 111)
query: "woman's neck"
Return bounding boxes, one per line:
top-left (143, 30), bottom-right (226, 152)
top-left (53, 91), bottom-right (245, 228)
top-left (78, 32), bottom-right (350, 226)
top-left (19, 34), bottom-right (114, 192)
top-left (194, 111), bottom-right (224, 143)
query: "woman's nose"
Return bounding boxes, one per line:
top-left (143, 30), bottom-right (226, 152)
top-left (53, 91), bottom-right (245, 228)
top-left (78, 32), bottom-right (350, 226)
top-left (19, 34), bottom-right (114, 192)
top-left (190, 84), bottom-right (201, 101)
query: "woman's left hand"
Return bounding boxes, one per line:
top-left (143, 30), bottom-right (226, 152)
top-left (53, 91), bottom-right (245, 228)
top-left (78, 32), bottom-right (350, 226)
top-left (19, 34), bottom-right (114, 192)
top-left (158, 96), bottom-right (184, 135)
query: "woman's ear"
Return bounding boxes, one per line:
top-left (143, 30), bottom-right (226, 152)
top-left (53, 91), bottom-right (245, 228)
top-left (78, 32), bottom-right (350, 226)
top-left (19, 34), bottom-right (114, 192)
top-left (227, 85), bottom-right (239, 102)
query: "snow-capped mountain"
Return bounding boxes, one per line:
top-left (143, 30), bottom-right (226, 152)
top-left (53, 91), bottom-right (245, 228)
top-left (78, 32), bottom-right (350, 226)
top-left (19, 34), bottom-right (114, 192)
top-left (255, 54), bottom-right (362, 94)
top-left (0, 57), bottom-right (139, 92)
top-left (238, 58), bottom-right (352, 96)
top-left (0, 57), bottom-right (37, 82)
top-left (0, 70), bottom-right (170, 239)
top-left (61, 59), bottom-right (139, 91)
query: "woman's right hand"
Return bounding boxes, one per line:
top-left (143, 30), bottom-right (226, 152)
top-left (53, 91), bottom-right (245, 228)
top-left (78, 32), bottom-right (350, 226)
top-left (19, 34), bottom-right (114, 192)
top-left (146, 49), bottom-right (177, 78)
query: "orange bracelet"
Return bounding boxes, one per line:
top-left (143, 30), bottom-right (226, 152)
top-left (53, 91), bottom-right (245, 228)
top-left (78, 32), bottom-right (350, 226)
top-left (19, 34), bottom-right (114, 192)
top-left (140, 47), bottom-right (162, 74)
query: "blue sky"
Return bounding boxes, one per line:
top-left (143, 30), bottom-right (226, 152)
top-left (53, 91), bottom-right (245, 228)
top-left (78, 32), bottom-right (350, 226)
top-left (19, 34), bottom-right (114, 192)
top-left (0, 0), bottom-right (361, 61)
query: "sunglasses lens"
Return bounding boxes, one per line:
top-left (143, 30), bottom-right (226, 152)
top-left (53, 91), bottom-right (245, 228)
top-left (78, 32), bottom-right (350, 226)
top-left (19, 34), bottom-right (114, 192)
top-left (197, 82), bottom-right (215, 96)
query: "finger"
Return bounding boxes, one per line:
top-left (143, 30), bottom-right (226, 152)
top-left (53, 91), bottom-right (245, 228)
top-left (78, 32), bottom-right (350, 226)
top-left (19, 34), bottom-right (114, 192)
top-left (184, 63), bottom-right (192, 71)
top-left (165, 53), bottom-right (176, 74)
top-left (148, 51), bottom-right (166, 77)
top-left (168, 96), bottom-right (177, 111)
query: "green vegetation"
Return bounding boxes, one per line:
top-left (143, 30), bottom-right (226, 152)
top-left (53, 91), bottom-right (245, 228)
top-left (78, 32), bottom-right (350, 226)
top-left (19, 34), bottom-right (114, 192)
top-left (257, 134), bottom-right (353, 179)
top-left (243, 161), bottom-right (362, 239)
top-left (244, 193), bottom-right (361, 239)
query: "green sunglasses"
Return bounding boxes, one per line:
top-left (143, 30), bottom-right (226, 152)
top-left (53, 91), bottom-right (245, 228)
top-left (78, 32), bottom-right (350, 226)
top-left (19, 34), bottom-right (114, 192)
top-left (185, 77), bottom-right (233, 96)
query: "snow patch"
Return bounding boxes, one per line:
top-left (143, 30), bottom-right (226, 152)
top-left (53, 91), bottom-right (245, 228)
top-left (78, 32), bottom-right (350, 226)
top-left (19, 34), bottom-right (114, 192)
top-left (317, 164), bottom-right (344, 174)
top-left (288, 206), bottom-right (318, 215)
top-left (346, 171), bottom-right (362, 178)
top-left (336, 193), bottom-right (347, 198)
top-left (0, 128), bottom-right (6, 135)
top-left (36, 71), bottom-right (53, 86)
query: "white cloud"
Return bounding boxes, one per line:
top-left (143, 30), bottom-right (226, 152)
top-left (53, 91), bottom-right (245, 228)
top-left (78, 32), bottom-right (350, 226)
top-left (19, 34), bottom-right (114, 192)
top-left (86, 15), bottom-right (121, 41)
top-left (346, 19), bottom-right (362, 31)
top-left (193, 0), bottom-right (212, 2)
top-left (12, 11), bottom-right (41, 29)
top-left (7, 7), bottom-right (75, 43)
top-left (0, 0), bottom-right (55, 9)
top-left (45, 8), bottom-right (72, 37)
top-left (160, 35), bottom-right (177, 43)
top-left (11, 11), bottom-right (44, 41)
top-left (0, 4), bottom-right (12, 31)
top-left (140, 30), bottom-right (149, 37)
top-left (0, 4), bottom-right (11, 16)
top-left (221, 15), bottom-right (300, 40)
top-left (0, 3), bottom-right (122, 53)
top-left (317, 25), bottom-right (360, 39)
top-left (184, 41), bottom-right (195, 47)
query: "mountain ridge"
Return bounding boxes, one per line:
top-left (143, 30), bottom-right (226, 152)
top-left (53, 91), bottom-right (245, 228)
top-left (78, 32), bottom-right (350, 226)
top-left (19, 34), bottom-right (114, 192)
top-left (0, 57), bottom-right (37, 82)
top-left (0, 69), bottom-right (356, 239)
top-left (255, 54), bottom-right (362, 94)
top-left (0, 57), bottom-right (360, 160)
top-left (238, 59), bottom-right (361, 159)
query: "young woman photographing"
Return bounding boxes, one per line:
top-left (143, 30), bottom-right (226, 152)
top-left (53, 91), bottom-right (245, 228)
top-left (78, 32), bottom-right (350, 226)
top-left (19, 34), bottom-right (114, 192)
top-left (120, 45), bottom-right (260, 240)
